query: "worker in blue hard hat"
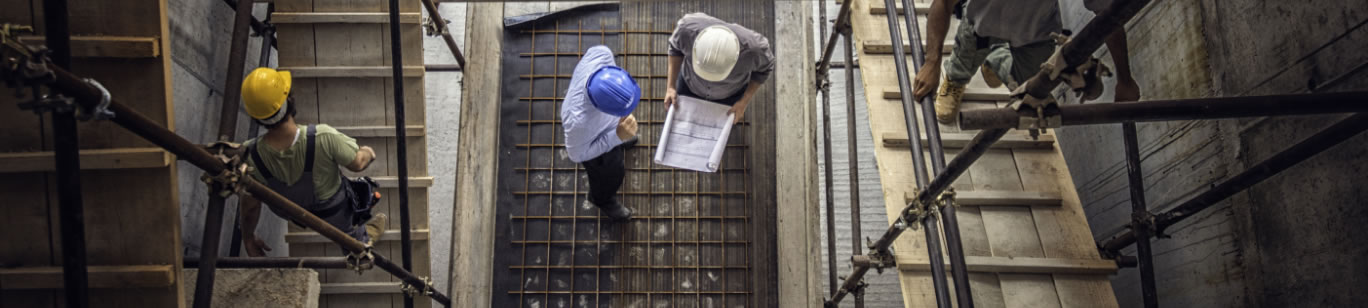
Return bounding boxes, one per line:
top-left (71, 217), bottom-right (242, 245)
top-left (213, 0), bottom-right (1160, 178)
top-left (561, 45), bottom-right (640, 221)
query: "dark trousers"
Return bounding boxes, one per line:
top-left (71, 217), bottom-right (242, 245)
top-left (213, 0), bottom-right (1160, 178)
top-left (583, 139), bottom-right (634, 209)
top-left (675, 75), bottom-right (745, 106)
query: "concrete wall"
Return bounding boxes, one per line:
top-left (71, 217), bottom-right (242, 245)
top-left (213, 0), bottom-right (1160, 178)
top-left (171, 0), bottom-right (288, 258)
top-left (423, 1), bottom-right (466, 305)
top-left (1055, 1), bottom-right (1368, 307)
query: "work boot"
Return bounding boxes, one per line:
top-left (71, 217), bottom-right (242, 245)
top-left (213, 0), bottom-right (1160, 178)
top-left (981, 64), bottom-right (1004, 88)
top-left (935, 78), bottom-right (967, 124)
top-left (363, 213), bottom-right (388, 246)
top-left (602, 202), bottom-right (633, 221)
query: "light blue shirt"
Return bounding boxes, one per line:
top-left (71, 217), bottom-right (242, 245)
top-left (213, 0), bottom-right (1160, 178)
top-left (561, 46), bottom-right (626, 163)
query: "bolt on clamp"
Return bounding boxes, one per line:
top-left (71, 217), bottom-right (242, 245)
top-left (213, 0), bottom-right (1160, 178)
top-left (400, 276), bottom-right (436, 298)
top-left (76, 78), bottom-right (114, 121)
top-left (345, 246), bottom-right (375, 274)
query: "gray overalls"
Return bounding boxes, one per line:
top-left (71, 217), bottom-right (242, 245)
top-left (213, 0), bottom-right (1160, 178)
top-left (250, 125), bottom-right (369, 249)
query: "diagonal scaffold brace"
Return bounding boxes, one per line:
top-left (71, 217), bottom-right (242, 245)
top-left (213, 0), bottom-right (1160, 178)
top-left (0, 25), bottom-right (453, 307)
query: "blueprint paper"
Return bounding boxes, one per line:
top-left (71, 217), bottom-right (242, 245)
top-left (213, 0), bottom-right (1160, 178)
top-left (654, 95), bottom-right (734, 172)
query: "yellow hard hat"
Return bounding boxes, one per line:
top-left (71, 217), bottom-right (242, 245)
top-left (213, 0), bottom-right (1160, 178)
top-left (241, 67), bottom-right (293, 124)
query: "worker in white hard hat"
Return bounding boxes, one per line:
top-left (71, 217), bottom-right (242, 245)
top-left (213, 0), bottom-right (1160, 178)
top-left (664, 12), bottom-right (774, 124)
top-left (236, 67), bottom-right (388, 256)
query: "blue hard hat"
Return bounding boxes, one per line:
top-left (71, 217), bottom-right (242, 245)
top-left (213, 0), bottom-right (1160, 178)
top-left (586, 66), bottom-right (640, 117)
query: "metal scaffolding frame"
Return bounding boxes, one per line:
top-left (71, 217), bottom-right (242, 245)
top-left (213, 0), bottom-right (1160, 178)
top-left (0, 0), bottom-right (448, 306)
top-left (815, 0), bottom-right (1368, 307)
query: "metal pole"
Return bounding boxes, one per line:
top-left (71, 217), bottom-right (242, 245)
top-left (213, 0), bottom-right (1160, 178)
top-left (419, 0), bottom-right (466, 69)
top-left (882, 0), bottom-right (951, 306)
top-left (186, 257), bottom-right (349, 269)
top-left (1017, 0), bottom-right (1152, 100)
top-left (1121, 123), bottom-right (1158, 308)
top-left (1101, 113), bottom-right (1368, 253)
top-left (842, 27), bottom-right (866, 308)
top-left (816, 0), bottom-right (855, 78)
top-left (231, 20), bottom-right (276, 258)
top-left (959, 91), bottom-right (1368, 129)
top-left (20, 60), bottom-right (452, 306)
top-left (194, 1), bottom-right (256, 307)
top-left (897, 0), bottom-right (972, 305)
top-left (387, 0), bottom-right (415, 307)
top-left (42, 1), bottom-right (88, 307)
top-left (819, 0), bottom-right (839, 298)
top-left (222, 0), bottom-right (273, 41)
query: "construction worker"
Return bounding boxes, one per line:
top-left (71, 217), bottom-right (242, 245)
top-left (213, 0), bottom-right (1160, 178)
top-left (915, 0), bottom-right (1141, 123)
top-left (563, 45), bottom-right (640, 221)
top-left (664, 12), bottom-right (774, 124)
top-left (236, 67), bottom-right (387, 256)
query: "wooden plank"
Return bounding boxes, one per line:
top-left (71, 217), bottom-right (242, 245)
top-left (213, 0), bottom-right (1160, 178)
top-left (272, 12), bottom-right (421, 24)
top-left (286, 229), bottom-right (429, 244)
top-left (0, 265), bottom-right (175, 290)
top-left (371, 175), bottom-right (433, 188)
top-left (450, 3), bottom-right (503, 307)
top-left (881, 132), bottom-right (1056, 149)
top-left (17, 36), bottom-right (159, 58)
top-left (280, 66), bottom-right (425, 78)
top-left (883, 87), bottom-right (1010, 102)
top-left (870, 1), bottom-right (931, 15)
top-left (892, 255), bottom-right (1118, 275)
top-left (0, 148), bottom-right (171, 173)
top-left (864, 40), bottom-right (954, 54)
top-left (904, 190), bottom-right (1062, 206)
top-left (320, 282), bottom-right (402, 294)
top-left (333, 125), bottom-right (425, 137)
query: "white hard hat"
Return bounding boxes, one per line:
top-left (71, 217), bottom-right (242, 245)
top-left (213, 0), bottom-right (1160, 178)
top-left (691, 25), bottom-right (740, 82)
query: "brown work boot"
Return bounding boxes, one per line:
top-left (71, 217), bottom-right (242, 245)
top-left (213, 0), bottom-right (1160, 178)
top-left (364, 213), bottom-right (388, 246)
top-left (981, 64), bottom-right (1004, 88)
top-left (935, 78), bottom-right (967, 124)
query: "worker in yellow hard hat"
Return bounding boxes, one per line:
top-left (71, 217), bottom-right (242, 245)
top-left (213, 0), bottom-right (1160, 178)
top-left (237, 67), bottom-right (387, 256)
top-left (664, 12), bottom-right (774, 124)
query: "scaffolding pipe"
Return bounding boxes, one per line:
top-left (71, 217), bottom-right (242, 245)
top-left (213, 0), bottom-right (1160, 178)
top-left (1121, 123), bottom-right (1158, 308)
top-left (41, 0), bottom-right (89, 307)
top-left (193, 1), bottom-right (256, 307)
top-left (959, 91), bottom-right (1368, 130)
top-left (842, 27), bottom-right (866, 308)
top-left (221, 0), bottom-right (273, 42)
top-left (420, 0), bottom-right (466, 69)
top-left (387, 1), bottom-right (416, 307)
top-left (815, 0), bottom-right (854, 79)
top-left (1101, 113), bottom-right (1368, 254)
top-left (897, 0), bottom-right (972, 305)
top-left (1017, 0), bottom-right (1152, 100)
top-left (231, 19), bottom-right (277, 258)
top-left (818, 0), bottom-right (840, 299)
top-left (22, 60), bottom-right (452, 306)
top-left (186, 257), bottom-right (349, 269)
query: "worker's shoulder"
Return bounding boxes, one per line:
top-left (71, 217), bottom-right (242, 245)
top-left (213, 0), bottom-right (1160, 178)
top-left (310, 124), bottom-right (347, 137)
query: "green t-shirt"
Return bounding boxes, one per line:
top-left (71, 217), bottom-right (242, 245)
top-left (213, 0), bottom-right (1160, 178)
top-left (245, 124), bottom-right (359, 200)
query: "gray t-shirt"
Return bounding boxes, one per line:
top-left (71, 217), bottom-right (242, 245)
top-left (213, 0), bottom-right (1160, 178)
top-left (965, 0), bottom-right (1115, 46)
top-left (668, 13), bottom-right (774, 100)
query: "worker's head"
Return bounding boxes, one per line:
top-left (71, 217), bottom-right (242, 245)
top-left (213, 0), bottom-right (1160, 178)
top-left (241, 67), bottom-right (296, 129)
top-left (586, 66), bottom-right (640, 117)
top-left (691, 25), bottom-right (740, 82)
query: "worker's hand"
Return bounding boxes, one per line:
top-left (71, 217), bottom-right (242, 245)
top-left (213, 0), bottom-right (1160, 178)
top-left (616, 114), bottom-right (638, 142)
top-left (913, 63), bottom-right (942, 100)
top-left (664, 88), bottom-right (678, 110)
top-left (1114, 75), bottom-right (1140, 102)
top-left (728, 100), bottom-right (749, 124)
top-left (243, 235), bottom-right (272, 257)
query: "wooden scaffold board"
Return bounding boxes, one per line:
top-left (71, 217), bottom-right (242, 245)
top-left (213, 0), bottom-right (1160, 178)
top-left (846, 0), bottom-right (1119, 306)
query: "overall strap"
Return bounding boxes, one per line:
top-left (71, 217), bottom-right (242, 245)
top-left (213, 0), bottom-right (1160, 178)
top-left (304, 124), bottom-right (317, 173)
top-left (248, 142), bottom-right (276, 181)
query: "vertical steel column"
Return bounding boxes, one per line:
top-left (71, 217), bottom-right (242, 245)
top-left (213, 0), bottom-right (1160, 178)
top-left (43, 0), bottom-right (88, 307)
top-left (818, 0), bottom-right (840, 299)
top-left (1121, 123), bottom-right (1158, 308)
top-left (897, 0), bottom-right (972, 305)
top-left (231, 18), bottom-right (274, 258)
top-left (841, 25), bottom-right (866, 308)
top-left (879, 0), bottom-right (951, 305)
top-left (194, 1), bottom-right (256, 307)
top-left (388, 0), bottom-right (415, 307)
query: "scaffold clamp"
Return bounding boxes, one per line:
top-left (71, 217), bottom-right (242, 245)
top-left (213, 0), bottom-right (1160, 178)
top-left (400, 276), bottom-right (436, 298)
top-left (75, 77), bottom-right (114, 121)
top-left (345, 246), bottom-right (375, 274)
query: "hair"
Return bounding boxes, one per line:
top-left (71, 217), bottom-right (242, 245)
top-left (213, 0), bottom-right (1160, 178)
top-left (258, 97), bottom-right (298, 129)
